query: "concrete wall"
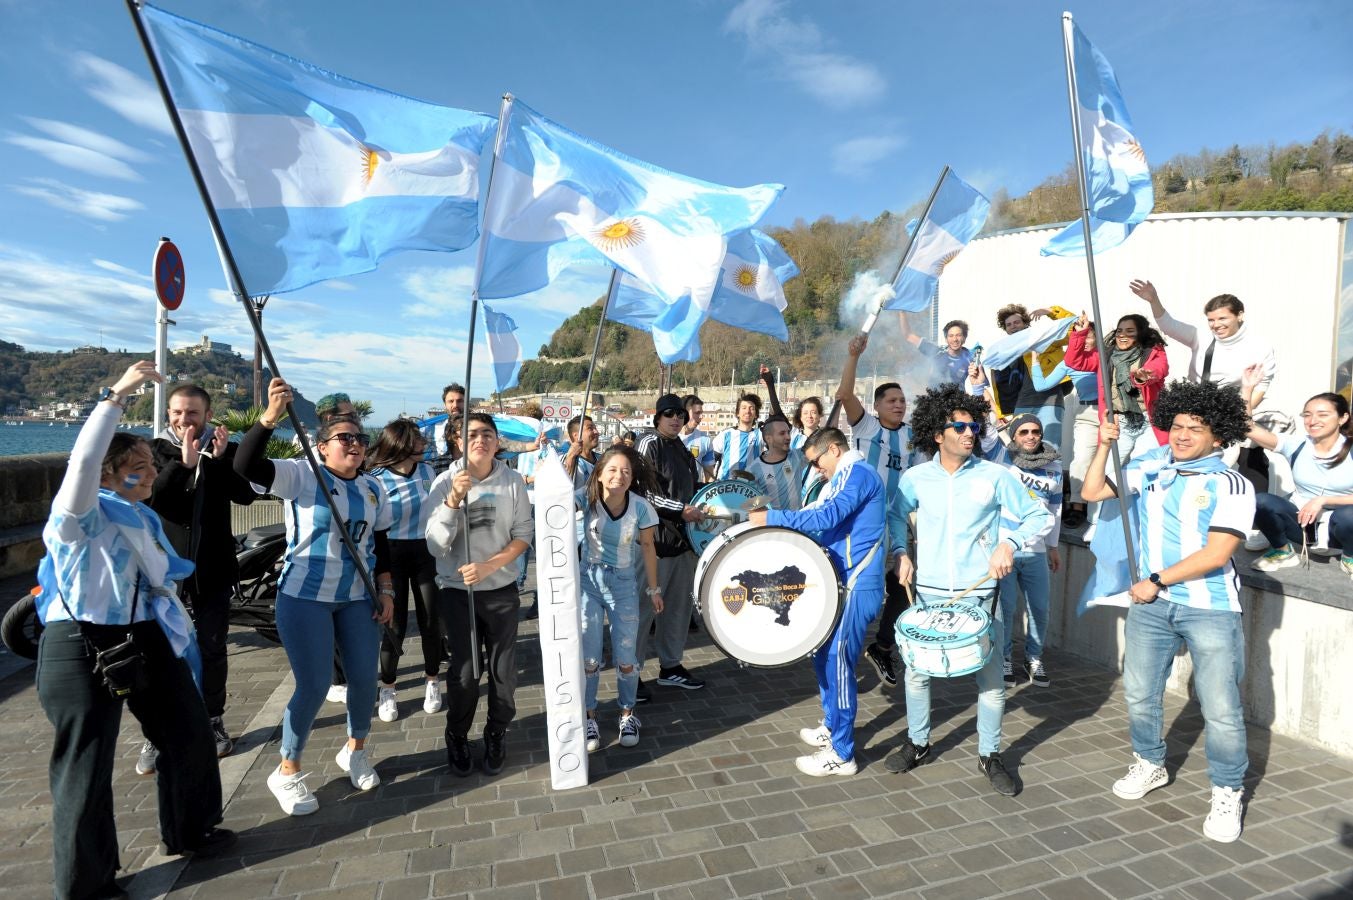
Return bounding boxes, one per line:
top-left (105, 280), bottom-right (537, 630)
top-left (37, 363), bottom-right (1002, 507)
top-left (1042, 539), bottom-right (1353, 758)
top-left (0, 454), bottom-right (67, 579)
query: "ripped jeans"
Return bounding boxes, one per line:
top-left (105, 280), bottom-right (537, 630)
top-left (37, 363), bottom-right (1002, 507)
top-left (581, 562), bottom-right (641, 712)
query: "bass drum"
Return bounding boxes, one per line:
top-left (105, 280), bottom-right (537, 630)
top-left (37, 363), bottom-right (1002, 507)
top-left (685, 479), bottom-right (764, 556)
top-left (694, 522), bottom-right (842, 668)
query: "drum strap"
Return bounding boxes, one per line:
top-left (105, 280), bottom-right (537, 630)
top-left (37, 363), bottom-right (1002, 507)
top-left (844, 541), bottom-right (881, 593)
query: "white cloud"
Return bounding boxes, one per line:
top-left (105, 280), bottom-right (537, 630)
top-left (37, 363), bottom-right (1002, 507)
top-left (22, 117), bottom-right (151, 163)
top-left (324, 281), bottom-right (358, 291)
top-left (71, 52), bottom-right (173, 136)
top-left (400, 266), bottom-right (476, 318)
top-left (11, 178), bottom-right (144, 222)
top-left (5, 135), bottom-right (142, 181)
top-left (92, 258), bottom-right (151, 279)
top-left (831, 135), bottom-right (907, 176)
top-left (724, 0), bottom-right (886, 108)
top-left (0, 250), bottom-right (159, 351)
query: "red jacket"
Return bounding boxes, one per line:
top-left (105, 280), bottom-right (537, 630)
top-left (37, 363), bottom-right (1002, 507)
top-left (1064, 327), bottom-right (1170, 445)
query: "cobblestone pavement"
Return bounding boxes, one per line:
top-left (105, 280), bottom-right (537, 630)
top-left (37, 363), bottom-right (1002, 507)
top-left (2, 591), bottom-right (1351, 900)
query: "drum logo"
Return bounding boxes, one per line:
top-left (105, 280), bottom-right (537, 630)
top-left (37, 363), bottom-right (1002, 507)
top-left (721, 566), bottom-right (808, 626)
top-left (721, 584), bottom-right (747, 615)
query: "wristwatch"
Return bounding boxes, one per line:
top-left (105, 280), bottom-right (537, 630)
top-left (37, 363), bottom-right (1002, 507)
top-left (97, 387), bottom-right (126, 409)
top-left (1148, 572), bottom-right (1164, 589)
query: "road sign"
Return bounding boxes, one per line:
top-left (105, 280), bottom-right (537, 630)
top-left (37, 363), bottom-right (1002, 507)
top-left (153, 238), bottom-right (185, 310)
top-left (541, 396), bottom-right (572, 423)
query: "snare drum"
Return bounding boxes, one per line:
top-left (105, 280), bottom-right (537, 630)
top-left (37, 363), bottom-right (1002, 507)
top-left (686, 479), bottom-right (764, 556)
top-left (894, 597), bottom-right (994, 678)
top-left (694, 523), bottom-right (842, 667)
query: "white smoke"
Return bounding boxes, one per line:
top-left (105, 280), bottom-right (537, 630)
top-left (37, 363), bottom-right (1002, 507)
top-left (839, 271), bottom-right (896, 331)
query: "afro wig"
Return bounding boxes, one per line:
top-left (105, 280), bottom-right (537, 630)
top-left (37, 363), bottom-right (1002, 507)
top-left (909, 383), bottom-right (992, 458)
top-left (1150, 379), bottom-right (1251, 449)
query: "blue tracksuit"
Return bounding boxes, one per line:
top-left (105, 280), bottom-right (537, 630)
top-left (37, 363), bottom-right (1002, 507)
top-left (768, 449), bottom-right (884, 761)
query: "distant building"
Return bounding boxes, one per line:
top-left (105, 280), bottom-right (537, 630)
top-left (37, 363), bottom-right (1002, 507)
top-left (72, 345), bottom-right (106, 356)
top-left (179, 334), bottom-right (234, 356)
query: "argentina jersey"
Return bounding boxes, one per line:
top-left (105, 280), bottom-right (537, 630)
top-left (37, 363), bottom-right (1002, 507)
top-left (745, 450), bottom-right (809, 511)
top-left (715, 428), bottom-right (762, 480)
top-left (270, 459), bottom-right (393, 603)
top-left (848, 413), bottom-right (913, 553)
top-left (681, 428), bottom-right (716, 475)
top-left (583, 493), bottom-right (659, 568)
top-left (372, 461), bottom-right (435, 540)
top-left (1126, 448), bottom-right (1254, 612)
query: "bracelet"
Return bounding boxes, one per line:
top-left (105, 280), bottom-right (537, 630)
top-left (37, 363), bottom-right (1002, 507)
top-left (645, 586), bottom-right (663, 597)
top-left (378, 586), bottom-right (394, 596)
top-left (258, 417), bottom-right (277, 429)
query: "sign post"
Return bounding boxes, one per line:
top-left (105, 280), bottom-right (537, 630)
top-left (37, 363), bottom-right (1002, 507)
top-left (152, 237), bottom-right (185, 429)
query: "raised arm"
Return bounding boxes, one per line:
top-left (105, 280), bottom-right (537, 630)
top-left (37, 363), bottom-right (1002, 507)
top-left (234, 377), bottom-right (291, 489)
top-left (1131, 279), bottom-right (1198, 349)
top-left (54, 361), bottom-right (162, 517)
top-left (836, 333), bottom-right (867, 426)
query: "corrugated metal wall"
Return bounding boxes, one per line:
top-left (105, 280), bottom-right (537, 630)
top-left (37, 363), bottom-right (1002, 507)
top-left (937, 213), bottom-right (1349, 417)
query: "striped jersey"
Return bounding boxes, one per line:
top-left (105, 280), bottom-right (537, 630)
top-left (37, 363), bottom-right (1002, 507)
top-left (744, 449), bottom-right (810, 511)
top-left (681, 428), bottom-right (716, 476)
top-left (790, 429), bottom-right (809, 451)
top-left (714, 428), bottom-right (762, 480)
top-left (579, 491), bottom-right (659, 569)
top-left (371, 462), bottom-right (435, 541)
top-left (42, 502), bottom-right (157, 625)
top-left (270, 458), bottom-right (392, 603)
top-left (847, 412), bottom-right (914, 553)
top-left (1124, 447), bottom-right (1254, 612)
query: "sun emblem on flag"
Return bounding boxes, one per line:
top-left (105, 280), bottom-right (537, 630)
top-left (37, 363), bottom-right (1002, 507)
top-left (359, 144), bottom-right (381, 185)
top-left (935, 250), bottom-right (961, 275)
top-left (732, 265), bottom-right (759, 294)
top-left (594, 218), bottom-right (646, 250)
top-left (1125, 137), bottom-right (1147, 164)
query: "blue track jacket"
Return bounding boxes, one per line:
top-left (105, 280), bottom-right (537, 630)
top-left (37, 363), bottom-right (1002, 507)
top-left (767, 449), bottom-right (885, 595)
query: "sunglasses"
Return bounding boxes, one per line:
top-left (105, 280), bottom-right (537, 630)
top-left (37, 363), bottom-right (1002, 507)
top-left (944, 421), bottom-right (981, 434)
top-left (1015, 428), bottom-right (1043, 436)
top-left (659, 409), bottom-right (686, 419)
top-left (325, 432), bottom-right (370, 447)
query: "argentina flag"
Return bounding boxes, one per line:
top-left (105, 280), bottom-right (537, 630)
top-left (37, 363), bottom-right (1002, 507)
top-left (478, 99), bottom-right (782, 314)
top-left (140, 4), bottom-right (496, 295)
top-left (609, 229), bottom-right (798, 364)
top-left (482, 304), bottom-right (523, 392)
top-left (885, 171), bottom-right (990, 311)
top-left (1042, 20), bottom-right (1154, 257)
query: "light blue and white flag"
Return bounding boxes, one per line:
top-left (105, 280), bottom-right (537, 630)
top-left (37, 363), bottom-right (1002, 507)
top-left (140, 4), bottom-right (496, 295)
top-left (981, 316), bottom-right (1077, 370)
top-left (1042, 21), bottom-right (1153, 257)
top-left (609, 229), bottom-right (798, 363)
top-left (482, 304), bottom-right (522, 392)
top-left (885, 171), bottom-right (990, 311)
top-left (478, 99), bottom-right (783, 316)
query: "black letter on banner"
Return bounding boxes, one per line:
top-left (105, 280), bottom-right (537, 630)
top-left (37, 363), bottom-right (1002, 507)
top-left (558, 752), bottom-right (580, 772)
top-left (554, 679), bottom-right (573, 705)
top-left (544, 503), bottom-right (569, 530)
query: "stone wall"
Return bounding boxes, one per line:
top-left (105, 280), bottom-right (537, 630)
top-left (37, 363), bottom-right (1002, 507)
top-left (0, 454), bottom-right (66, 579)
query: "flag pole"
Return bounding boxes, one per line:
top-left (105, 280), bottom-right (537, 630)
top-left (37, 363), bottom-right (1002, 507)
top-left (578, 268), bottom-right (621, 432)
top-left (459, 92), bottom-right (514, 680)
top-left (1061, 11), bottom-right (1138, 581)
top-left (124, 0), bottom-right (388, 616)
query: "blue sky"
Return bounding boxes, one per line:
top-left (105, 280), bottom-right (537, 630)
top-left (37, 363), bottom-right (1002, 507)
top-left (2, 0), bottom-right (1349, 422)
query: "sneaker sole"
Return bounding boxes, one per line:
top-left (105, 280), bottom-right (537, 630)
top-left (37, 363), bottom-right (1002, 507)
top-left (1203, 820), bottom-right (1242, 843)
top-left (135, 764), bottom-right (156, 777)
top-left (795, 757), bottom-right (858, 777)
top-left (619, 737), bottom-right (639, 748)
top-left (1112, 777), bottom-right (1168, 800)
top-left (379, 710), bottom-right (399, 723)
top-left (655, 678), bottom-right (703, 690)
top-left (216, 743), bottom-right (234, 759)
top-left (1252, 557), bottom-right (1300, 572)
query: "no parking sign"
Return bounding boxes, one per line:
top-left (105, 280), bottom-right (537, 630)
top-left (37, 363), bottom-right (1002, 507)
top-left (541, 396), bottom-right (572, 425)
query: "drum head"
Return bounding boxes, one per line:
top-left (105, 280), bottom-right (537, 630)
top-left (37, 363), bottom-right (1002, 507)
top-left (697, 525), bottom-right (842, 667)
top-left (686, 479), bottom-right (764, 555)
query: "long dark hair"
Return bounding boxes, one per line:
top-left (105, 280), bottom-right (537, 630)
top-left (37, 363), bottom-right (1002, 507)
top-left (1106, 313), bottom-right (1166, 352)
top-left (792, 396), bottom-right (823, 433)
top-left (1305, 393), bottom-right (1353, 469)
top-left (367, 419), bottom-right (424, 471)
top-left (585, 445), bottom-right (659, 508)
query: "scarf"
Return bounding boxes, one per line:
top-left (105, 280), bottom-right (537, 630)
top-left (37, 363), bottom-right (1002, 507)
top-left (1109, 345), bottom-right (1146, 423)
top-left (1151, 449), bottom-right (1230, 488)
top-left (1006, 442), bottom-right (1059, 471)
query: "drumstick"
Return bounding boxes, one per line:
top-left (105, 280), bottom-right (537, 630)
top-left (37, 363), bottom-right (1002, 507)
top-left (941, 574), bottom-right (995, 605)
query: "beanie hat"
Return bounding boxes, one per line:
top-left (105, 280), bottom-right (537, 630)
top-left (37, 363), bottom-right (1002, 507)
top-left (653, 393), bottom-right (686, 426)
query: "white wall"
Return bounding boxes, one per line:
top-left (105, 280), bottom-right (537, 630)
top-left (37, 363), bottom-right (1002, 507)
top-left (937, 213), bottom-right (1349, 418)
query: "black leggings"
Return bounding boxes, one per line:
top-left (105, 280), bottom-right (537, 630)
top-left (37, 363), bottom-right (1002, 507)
top-left (380, 538), bottom-right (444, 683)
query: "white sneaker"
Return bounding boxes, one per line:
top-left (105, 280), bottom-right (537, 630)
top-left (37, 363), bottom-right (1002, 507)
top-left (1252, 547), bottom-right (1300, 572)
top-left (377, 686), bottom-right (399, 723)
top-left (585, 717), bottom-right (601, 752)
top-left (336, 744), bottom-right (380, 791)
top-left (267, 766), bottom-right (319, 816)
top-left (1203, 785), bottom-right (1244, 843)
top-left (618, 711), bottom-right (641, 748)
top-left (795, 746), bottom-right (857, 777)
top-left (1243, 530), bottom-right (1270, 552)
top-left (326, 684), bottom-right (347, 705)
top-left (1112, 753), bottom-right (1168, 800)
top-left (423, 680), bottom-right (443, 715)
top-left (799, 724), bottom-right (831, 748)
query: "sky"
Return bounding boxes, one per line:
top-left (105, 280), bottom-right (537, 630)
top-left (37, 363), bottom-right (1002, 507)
top-left (1, 0), bottom-right (1350, 423)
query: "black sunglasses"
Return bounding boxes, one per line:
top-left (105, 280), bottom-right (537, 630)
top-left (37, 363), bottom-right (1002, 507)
top-left (325, 432), bottom-right (370, 447)
top-left (659, 409), bottom-right (686, 419)
top-left (944, 421), bottom-right (981, 434)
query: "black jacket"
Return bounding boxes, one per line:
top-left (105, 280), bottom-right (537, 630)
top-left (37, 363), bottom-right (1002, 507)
top-left (635, 428), bottom-right (700, 557)
top-left (149, 437), bottom-right (258, 588)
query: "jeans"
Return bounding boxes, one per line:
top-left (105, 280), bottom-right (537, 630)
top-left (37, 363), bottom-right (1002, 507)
top-left (275, 593), bottom-right (380, 760)
top-left (1253, 492), bottom-right (1353, 553)
top-left (380, 538), bottom-right (443, 683)
top-left (1114, 415), bottom-right (1159, 462)
top-left (184, 582), bottom-right (232, 719)
top-left (1015, 401), bottom-right (1065, 451)
top-left (581, 563), bottom-right (641, 711)
top-left (998, 551), bottom-right (1050, 661)
top-left (38, 621), bottom-right (222, 899)
top-left (637, 552), bottom-right (696, 671)
top-left (1123, 598), bottom-right (1248, 789)
top-left (903, 592), bottom-right (1006, 756)
top-left (437, 584), bottom-right (520, 738)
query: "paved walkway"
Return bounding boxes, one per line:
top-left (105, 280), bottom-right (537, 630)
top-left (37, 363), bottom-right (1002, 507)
top-left (1, 585), bottom-right (1351, 899)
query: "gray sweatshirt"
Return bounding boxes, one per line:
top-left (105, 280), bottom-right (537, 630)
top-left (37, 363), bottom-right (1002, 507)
top-left (426, 458), bottom-right (534, 591)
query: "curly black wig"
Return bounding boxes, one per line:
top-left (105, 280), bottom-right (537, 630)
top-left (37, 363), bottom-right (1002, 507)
top-left (1150, 379), bottom-right (1251, 448)
top-left (908, 383), bottom-right (991, 458)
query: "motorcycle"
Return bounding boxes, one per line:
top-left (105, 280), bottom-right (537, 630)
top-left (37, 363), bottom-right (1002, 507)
top-left (1, 523), bottom-right (287, 660)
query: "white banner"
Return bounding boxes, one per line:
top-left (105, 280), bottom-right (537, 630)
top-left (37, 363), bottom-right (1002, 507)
top-left (533, 449), bottom-right (589, 789)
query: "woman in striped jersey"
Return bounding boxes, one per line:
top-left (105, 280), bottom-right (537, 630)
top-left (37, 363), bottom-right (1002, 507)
top-left (791, 396), bottom-right (824, 451)
top-left (236, 378), bottom-right (394, 816)
top-left (367, 420), bottom-right (444, 722)
top-left (578, 445), bottom-right (663, 751)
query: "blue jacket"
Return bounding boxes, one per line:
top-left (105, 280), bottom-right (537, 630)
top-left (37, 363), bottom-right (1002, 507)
top-left (894, 453), bottom-right (1054, 595)
top-left (767, 449), bottom-right (885, 594)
